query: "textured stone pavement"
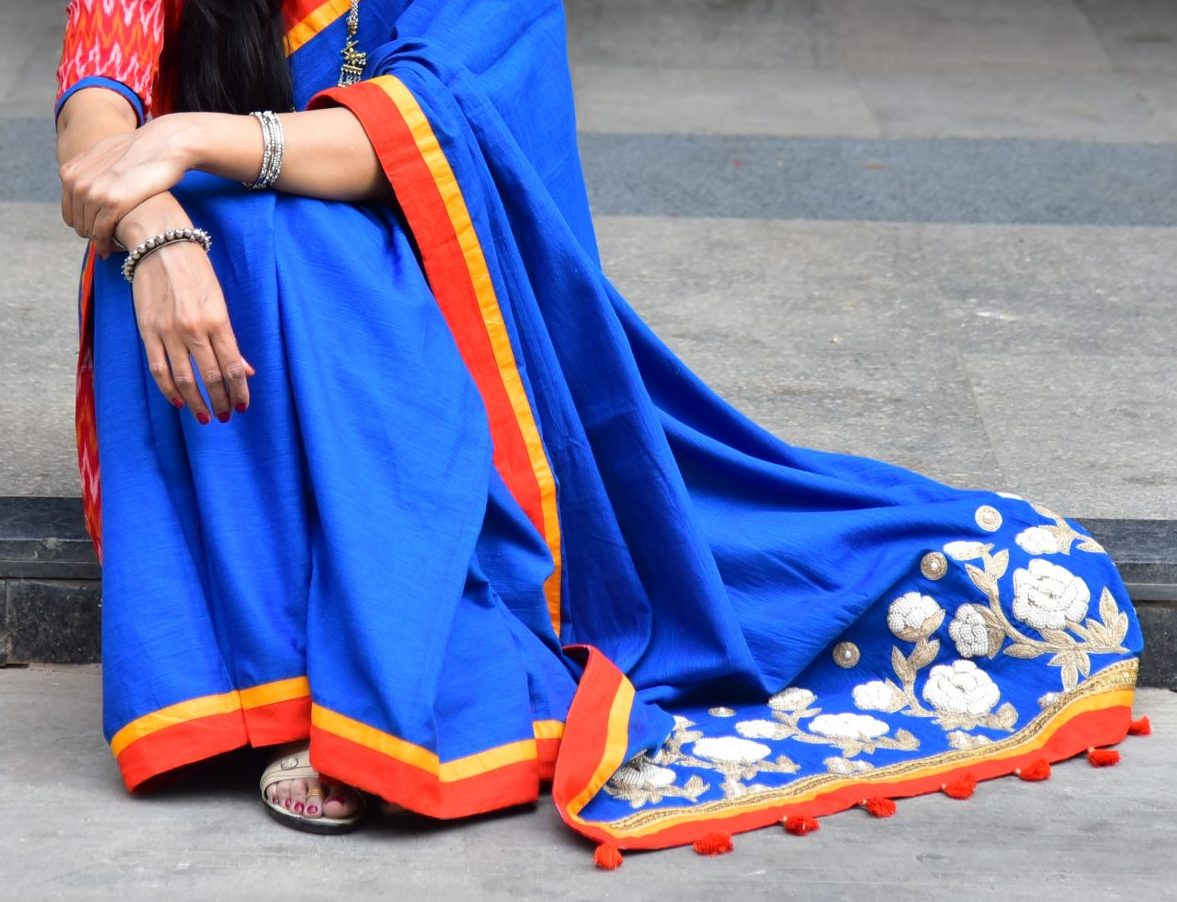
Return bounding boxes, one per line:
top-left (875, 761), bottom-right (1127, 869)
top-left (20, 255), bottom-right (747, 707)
top-left (1, 665), bottom-right (1174, 902)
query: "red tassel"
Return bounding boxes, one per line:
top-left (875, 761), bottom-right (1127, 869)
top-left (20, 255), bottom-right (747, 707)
top-left (1015, 758), bottom-right (1051, 782)
top-left (593, 843), bottom-right (623, 870)
top-left (1128, 715), bottom-right (1152, 736)
top-left (942, 772), bottom-right (977, 799)
top-left (782, 815), bottom-right (820, 836)
top-left (692, 833), bottom-right (734, 856)
top-left (1087, 747), bottom-right (1121, 767)
top-left (862, 797), bottom-right (896, 818)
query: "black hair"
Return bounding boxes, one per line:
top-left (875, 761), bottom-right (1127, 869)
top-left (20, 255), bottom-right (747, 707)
top-left (166, 0), bottom-right (293, 114)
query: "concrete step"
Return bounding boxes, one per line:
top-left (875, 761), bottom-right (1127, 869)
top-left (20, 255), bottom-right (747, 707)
top-left (1, 496), bottom-right (1173, 686)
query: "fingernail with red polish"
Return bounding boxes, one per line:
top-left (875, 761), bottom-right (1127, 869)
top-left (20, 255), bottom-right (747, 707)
top-left (217, 411), bottom-right (230, 423)
top-left (171, 397), bottom-right (184, 408)
top-left (196, 412), bottom-right (210, 425)
top-left (235, 402), bottom-right (247, 414)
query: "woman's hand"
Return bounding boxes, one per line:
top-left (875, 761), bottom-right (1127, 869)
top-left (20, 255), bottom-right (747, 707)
top-left (60, 114), bottom-right (199, 257)
top-left (120, 194), bottom-right (256, 423)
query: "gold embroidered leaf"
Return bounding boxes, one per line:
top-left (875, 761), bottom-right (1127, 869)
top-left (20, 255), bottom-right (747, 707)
top-left (1040, 628), bottom-right (1074, 647)
top-left (1047, 651), bottom-right (1075, 669)
top-left (1077, 651), bottom-right (1092, 678)
top-left (1099, 588), bottom-right (1119, 626)
top-left (1080, 618), bottom-right (1110, 646)
top-left (892, 645), bottom-right (915, 684)
top-left (1076, 538), bottom-right (1104, 553)
top-left (909, 638), bottom-right (940, 670)
top-left (1004, 643), bottom-right (1044, 659)
top-left (988, 549), bottom-right (1009, 579)
top-left (966, 564), bottom-right (996, 596)
top-left (893, 728), bottom-right (918, 749)
top-left (986, 624), bottom-right (1006, 658)
top-left (925, 608), bottom-right (946, 635)
top-left (995, 702), bottom-right (1018, 730)
top-left (1111, 612), bottom-right (1129, 647)
top-left (1061, 663), bottom-right (1079, 691)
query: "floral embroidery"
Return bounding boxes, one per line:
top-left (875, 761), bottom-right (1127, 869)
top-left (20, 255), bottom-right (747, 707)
top-left (708, 706), bottom-right (736, 717)
top-left (1012, 559), bottom-right (1090, 630)
top-left (1015, 526), bottom-right (1062, 555)
top-left (1024, 504), bottom-right (1105, 555)
top-left (947, 541), bottom-right (1129, 691)
top-left (824, 756), bottom-right (874, 775)
top-left (603, 753), bottom-right (709, 809)
top-left (946, 729), bottom-right (993, 750)
top-left (809, 713), bottom-right (890, 741)
top-left (769, 687), bottom-right (817, 712)
top-left (948, 603), bottom-right (997, 658)
top-left (886, 592), bottom-right (944, 642)
top-left (922, 661), bottom-right (1001, 718)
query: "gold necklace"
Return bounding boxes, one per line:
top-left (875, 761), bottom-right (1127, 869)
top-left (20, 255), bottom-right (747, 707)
top-left (338, 0), bottom-right (366, 86)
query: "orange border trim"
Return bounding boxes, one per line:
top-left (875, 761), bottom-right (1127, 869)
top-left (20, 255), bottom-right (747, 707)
top-left (309, 76), bottom-right (564, 636)
top-left (283, 0), bottom-right (351, 56)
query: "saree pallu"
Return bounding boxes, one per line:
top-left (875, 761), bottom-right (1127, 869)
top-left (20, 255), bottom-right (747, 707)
top-left (77, 0), bottom-right (1142, 852)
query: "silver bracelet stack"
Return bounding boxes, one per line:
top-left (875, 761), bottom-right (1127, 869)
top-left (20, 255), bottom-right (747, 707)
top-left (121, 227), bottom-right (212, 283)
top-left (244, 110), bottom-right (285, 190)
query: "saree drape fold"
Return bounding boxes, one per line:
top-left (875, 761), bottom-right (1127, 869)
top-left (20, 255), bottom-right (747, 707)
top-left (71, 0), bottom-right (1142, 850)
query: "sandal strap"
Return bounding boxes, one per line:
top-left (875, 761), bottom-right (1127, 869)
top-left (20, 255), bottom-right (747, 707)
top-left (259, 747), bottom-right (320, 793)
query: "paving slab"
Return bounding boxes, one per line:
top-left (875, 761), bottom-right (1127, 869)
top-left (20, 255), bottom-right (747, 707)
top-left (1, 666), bottom-right (1173, 902)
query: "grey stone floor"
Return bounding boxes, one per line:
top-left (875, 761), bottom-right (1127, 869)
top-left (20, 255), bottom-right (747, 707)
top-left (1, 665), bottom-right (1174, 902)
top-left (2, 0), bottom-right (1176, 517)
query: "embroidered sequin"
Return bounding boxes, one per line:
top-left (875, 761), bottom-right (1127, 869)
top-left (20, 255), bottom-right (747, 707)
top-left (833, 641), bottom-right (860, 668)
top-left (921, 551), bottom-right (948, 580)
top-left (974, 505), bottom-right (1002, 532)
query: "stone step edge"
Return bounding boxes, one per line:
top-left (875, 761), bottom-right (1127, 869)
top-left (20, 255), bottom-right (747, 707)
top-left (1, 497), bottom-right (1174, 687)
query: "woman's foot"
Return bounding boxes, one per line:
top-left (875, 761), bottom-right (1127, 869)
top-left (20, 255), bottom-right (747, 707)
top-left (260, 744), bottom-right (364, 831)
top-left (264, 771), bottom-right (363, 822)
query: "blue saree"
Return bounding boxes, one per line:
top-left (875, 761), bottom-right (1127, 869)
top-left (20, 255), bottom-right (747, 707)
top-left (77, 0), bottom-right (1142, 852)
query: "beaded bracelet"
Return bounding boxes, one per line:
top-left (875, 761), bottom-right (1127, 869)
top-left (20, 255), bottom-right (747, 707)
top-left (244, 110), bottom-right (284, 190)
top-left (121, 227), bottom-right (212, 283)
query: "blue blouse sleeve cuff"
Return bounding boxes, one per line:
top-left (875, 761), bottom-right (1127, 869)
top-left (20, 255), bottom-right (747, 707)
top-left (56, 76), bottom-right (146, 126)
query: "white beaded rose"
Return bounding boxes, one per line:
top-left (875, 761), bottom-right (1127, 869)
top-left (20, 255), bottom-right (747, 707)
top-left (768, 687), bottom-right (816, 713)
top-left (611, 756), bottom-right (677, 790)
top-left (1015, 526), bottom-right (1061, 555)
top-left (691, 737), bottom-right (772, 764)
top-left (948, 604), bottom-right (991, 658)
top-left (921, 660), bottom-right (1000, 716)
top-left (852, 680), bottom-right (904, 712)
top-left (809, 713), bottom-right (890, 741)
top-left (824, 756), bottom-right (874, 775)
top-left (1011, 558), bottom-right (1090, 631)
top-left (886, 592), bottom-right (944, 641)
top-left (735, 719), bottom-right (786, 740)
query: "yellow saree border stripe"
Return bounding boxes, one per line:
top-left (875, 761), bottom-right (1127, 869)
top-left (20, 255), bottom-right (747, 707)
top-left (312, 704), bottom-right (563, 781)
top-left (110, 676), bottom-right (312, 758)
top-left (566, 679), bottom-right (636, 819)
top-left (371, 74), bottom-right (564, 637)
top-left (284, 0), bottom-right (351, 56)
top-left (581, 678), bottom-right (1135, 840)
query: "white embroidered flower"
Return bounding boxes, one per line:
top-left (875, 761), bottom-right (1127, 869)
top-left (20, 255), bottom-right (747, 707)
top-left (852, 680), bottom-right (904, 712)
top-left (824, 756), bottom-right (874, 775)
top-left (1015, 526), bottom-right (1061, 555)
top-left (708, 706), bottom-right (736, 718)
top-left (886, 592), bottom-right (944, 641)
top-left (611, 756), bottom-right (677, 790)
top-left (735, 719), bottom-right (786, 740)
top-left (948, 604), bottom-right (991, 658)
top-left (672, 715), bottom-right (693, 730)
top-left (943, 541), bottom-right (988, 561)
top-left (1012, 558), bottom-right (1090, 631)
top-left (691, 737), bottom-right (772, 764)
top-left (946, 730), bottom-right (993, 750)
top-left (1038, 692), bottom-right (1060, 709)
top-left (922, 660), bottom-right (1000, 716)
top-left (809, 713), bottom-right (890, 741)
top-left (768, 687), bottom-right (816, 713)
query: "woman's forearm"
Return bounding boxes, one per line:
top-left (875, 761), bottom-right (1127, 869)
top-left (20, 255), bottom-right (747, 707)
top-left (56, 87), bottom-right (138, 165)
top-left (175, 109), bottom-right (392, 202)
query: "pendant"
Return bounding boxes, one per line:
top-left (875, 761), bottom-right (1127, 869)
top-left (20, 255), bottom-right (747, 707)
top-left (339, 39), bottom-right (367, 86)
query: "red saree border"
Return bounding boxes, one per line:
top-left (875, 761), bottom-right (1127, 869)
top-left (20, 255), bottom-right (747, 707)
top-left (309, 75), bottom-right (565, 638)
top-left (550, 658), bottom-right (1138, 850)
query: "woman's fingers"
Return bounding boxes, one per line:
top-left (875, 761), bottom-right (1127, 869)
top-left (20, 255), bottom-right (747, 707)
top-left (141, 335), bottom-right (184, 409)
top-left (164, 337), bottom-right (211, 424)
top-left (209, 326), bottom-right (251, 414)
top-left (188, 338), bottom-right (232, 422)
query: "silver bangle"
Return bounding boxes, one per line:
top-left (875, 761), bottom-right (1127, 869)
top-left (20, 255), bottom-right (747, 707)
top-left (121, 228), bottom-right (212, 283)
top-left (244, 110), bottom-right (284, 190)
